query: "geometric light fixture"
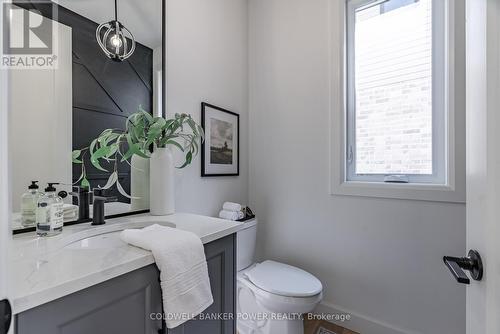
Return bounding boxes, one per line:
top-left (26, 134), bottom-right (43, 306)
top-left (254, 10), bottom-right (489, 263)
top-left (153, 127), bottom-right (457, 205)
top-left (96, 0), bottom-right (136, 62)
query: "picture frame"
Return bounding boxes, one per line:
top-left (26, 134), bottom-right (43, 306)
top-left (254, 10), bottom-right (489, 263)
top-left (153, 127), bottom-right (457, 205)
top-left (201, 102), bottom-right (240, 177)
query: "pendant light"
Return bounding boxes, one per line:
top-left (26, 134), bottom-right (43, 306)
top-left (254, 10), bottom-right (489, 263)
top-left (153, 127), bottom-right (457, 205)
top-left (96, 0), bottom-right (136, 62)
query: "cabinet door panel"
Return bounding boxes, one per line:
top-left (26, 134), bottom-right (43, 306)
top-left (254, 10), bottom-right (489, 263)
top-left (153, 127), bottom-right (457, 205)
top-left (16, 265), bottom-right (162, 334)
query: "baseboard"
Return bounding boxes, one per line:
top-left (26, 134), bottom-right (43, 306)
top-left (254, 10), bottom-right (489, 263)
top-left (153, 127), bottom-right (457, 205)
top-left (314, 301), bottom-right (423, 334)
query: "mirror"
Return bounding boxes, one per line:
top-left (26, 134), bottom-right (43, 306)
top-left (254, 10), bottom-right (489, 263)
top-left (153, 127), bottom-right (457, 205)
top-left (8, 0), bottom-right (164, 232)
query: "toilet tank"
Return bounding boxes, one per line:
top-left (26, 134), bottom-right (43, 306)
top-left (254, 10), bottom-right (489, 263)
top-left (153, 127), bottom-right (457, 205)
top-left (236, 218), bottom-right (258, 271)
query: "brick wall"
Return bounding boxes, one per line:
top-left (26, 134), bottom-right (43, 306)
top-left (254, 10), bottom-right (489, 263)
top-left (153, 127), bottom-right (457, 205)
top-left (354, 0), bottom-right (433, 175)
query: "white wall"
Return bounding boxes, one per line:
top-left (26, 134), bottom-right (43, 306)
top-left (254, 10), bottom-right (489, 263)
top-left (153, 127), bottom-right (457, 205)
top-left (248, 0), bottom-right (466, 333)
top-left (0, 2), bottom-right (12, 329)
top-left (57, 0), bottom-right (162, 49)
top-left (9, 18), bottom-right (72, 213)
top-left (153, 47), bottom-right (163, 118)
top-left (166, 0), bottom-right (249, 215)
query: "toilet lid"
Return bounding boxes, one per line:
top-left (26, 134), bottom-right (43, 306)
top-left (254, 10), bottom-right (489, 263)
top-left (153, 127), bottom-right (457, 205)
top-left (245, 260), bottom-right (323, 297)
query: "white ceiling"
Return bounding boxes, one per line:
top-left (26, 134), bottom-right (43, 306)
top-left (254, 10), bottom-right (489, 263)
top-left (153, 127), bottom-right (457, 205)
top-left (55, 0), bottom-right (162, 49)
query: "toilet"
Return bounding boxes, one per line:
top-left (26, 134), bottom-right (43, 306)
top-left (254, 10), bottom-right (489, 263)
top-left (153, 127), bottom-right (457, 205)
top-left (236, 219), bottom-right (323, 334)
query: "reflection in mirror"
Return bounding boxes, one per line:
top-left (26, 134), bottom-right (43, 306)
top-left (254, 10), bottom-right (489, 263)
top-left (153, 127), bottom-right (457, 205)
top-left (9, 0), bottom-right (164, 232)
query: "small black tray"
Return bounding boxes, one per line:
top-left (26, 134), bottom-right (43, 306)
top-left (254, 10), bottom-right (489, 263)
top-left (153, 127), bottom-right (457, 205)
top-left (236, 215), bottom-right (256, 222)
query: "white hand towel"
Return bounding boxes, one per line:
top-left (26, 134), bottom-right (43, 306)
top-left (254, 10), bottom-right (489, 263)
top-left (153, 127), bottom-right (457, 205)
top-left (63, 204), bottom-right (79, 221)
top-left (63, 204), bottom-right (78, 213)
top-left (63, 211), bottom-right (78, 222)
top-left (120, 224), bottom-right (213, 329)
top-left (222, 202), bottom-right (242, 212)
top-left (219, 210), bottom-right (244, 221)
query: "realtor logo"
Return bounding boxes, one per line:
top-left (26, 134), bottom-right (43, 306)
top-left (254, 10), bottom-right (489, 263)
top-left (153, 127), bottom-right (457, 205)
top-left (2, 1), bottom-right (58, 68)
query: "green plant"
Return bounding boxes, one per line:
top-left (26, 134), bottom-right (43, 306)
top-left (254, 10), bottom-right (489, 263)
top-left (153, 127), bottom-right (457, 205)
top-left (72, 107), bottom-right (204, 197)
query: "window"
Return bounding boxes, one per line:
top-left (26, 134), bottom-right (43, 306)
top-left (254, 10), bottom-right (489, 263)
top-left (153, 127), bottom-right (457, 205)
top-left (346, 0), bottom-right (446, 184)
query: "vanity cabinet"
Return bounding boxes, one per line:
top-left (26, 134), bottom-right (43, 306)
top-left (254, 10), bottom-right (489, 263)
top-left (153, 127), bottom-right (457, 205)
top-left (15, 234), bottom-right (236, 334)
top-left (15, 264), bottom-right (163, 334)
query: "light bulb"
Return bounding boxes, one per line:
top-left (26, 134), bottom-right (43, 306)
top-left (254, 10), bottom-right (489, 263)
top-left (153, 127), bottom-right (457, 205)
top-left (110, 34), bottom-right (122, 48)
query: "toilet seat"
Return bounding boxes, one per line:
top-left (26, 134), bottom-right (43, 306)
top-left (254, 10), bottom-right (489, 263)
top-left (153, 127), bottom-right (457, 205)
top-left (237, 261), bottom-right (323, 334)
top-left (238, 272), bottom-right (322, 314)
top-left (245, 260), bottom-right (323, 297)
top-left (237, 261), bottom-right (323, 315)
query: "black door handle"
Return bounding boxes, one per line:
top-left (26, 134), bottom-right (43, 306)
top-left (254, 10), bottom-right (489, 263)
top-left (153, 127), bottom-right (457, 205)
top-left (0, 299), bottom-right (11, 334)
top-left (443, 250), bottom-right (483, 285)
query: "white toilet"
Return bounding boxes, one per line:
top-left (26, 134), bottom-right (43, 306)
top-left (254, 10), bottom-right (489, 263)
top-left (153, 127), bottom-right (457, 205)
top-left (236, 219), bottom-right (323, 334)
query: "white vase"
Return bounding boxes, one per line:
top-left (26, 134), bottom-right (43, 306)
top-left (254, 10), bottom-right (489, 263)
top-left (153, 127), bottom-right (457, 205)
top-left (149, 147), bottom-right (175, 216)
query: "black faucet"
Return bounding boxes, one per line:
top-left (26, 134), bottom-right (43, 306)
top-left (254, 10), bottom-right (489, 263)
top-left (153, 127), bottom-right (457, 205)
top-left (69, 186), bottom-right (90, 221)
top-left (92, 189), bottom-right (118, 225)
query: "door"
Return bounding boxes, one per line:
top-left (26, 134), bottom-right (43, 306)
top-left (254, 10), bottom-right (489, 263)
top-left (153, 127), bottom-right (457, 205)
top-left (0, 3), bottom-right (13, 333)
top-left (464, 0), bottom-right (500, 333)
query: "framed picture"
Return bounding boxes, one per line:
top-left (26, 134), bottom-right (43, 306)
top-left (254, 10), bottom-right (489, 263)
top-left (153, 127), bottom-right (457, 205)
top-left (201, 102), bottom-right (239, 177)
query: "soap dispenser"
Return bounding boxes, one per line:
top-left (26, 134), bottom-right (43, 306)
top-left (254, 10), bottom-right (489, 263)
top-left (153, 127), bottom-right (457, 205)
top-left (20, 181), bottom-right (43, 227)
top-left (36, 183), bottom-right (64, 237)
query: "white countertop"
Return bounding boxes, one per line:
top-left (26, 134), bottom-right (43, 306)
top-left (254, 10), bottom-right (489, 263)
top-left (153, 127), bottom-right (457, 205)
top-left (9, 213), bottom-right (243, 315)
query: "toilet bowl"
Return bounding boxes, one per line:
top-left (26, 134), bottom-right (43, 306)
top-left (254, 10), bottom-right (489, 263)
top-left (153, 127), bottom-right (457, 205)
top-left (236, 219), bottom-right (323, 334)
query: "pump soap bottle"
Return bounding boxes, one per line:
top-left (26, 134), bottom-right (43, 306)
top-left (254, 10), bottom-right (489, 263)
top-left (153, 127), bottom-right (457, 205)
top-left (21, 181), bottom-right (42, 227)
top-left (36, 183), bottom-right (64, 237)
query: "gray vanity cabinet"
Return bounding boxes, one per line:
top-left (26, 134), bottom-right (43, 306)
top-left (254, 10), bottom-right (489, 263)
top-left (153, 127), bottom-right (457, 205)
top-left (15, 264), bottom-right (163, 334)
top-left (15, 234), bottom-right (236, 334)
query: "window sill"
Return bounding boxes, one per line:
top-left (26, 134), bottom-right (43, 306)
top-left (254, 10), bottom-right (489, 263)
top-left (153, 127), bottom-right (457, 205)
top-left (331, 180), bottom-right (465, 203)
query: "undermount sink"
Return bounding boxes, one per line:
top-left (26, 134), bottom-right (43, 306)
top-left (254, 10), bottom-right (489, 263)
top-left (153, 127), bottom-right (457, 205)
top-left (63, 221), bottom-right (176, 251)
top-left (64, 231), bottom-right (126, 250)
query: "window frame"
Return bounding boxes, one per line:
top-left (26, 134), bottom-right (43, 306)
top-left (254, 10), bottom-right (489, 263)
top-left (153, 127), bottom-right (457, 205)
top-left (329, 0), bottom-right (465, 203)
top-left (346, 0), bottom-right (446, 185)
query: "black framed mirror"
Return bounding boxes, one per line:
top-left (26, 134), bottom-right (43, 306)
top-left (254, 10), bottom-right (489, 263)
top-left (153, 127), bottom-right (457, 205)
top-left (9, 0), bottom-right (166, 234)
